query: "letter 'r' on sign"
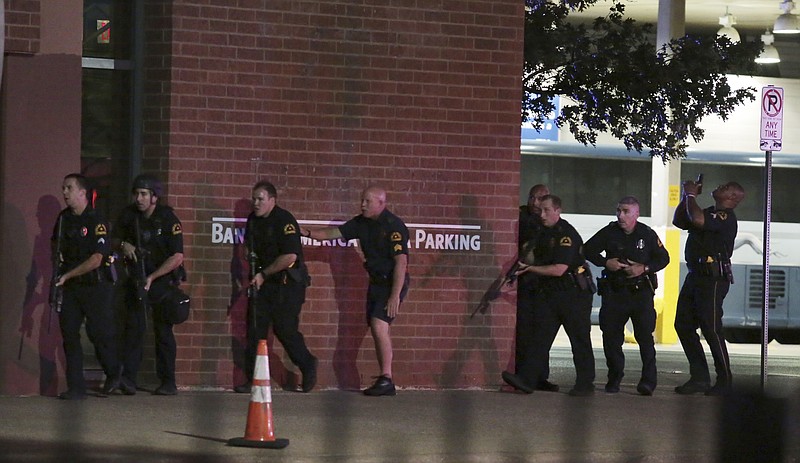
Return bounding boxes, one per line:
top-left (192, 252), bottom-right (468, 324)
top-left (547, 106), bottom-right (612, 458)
top-left (760, 86), bottom-right (784, 152)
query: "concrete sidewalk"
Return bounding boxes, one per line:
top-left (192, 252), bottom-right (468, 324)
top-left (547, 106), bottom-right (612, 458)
top-left (2, 344), bottom-right (799, 463)
top-left (1, 386), bottom-right (797, 463)
top-left (1, 327), bottom-right (797, 462)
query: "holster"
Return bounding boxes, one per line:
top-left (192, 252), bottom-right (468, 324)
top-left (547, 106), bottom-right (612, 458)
top-left (286, 263), bottom-right (311, 287)
top-left (596, 277), bottom-right (610, 296)
top-left (571, 265), bottom-right (596, 294)
top-left (697, 256), bottom-right (731, 282)
top-left (102, 253), bottom-right (118, 284)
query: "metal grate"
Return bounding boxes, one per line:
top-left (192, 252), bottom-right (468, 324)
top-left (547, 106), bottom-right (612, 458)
top-left (747, 268), bottom-right (786, 311)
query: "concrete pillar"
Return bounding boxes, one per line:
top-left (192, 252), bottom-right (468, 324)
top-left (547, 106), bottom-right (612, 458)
top-left (653, 0), bottom-right (685, 344)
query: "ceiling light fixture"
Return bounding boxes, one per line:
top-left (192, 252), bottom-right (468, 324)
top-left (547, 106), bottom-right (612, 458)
top-left (755, 31), bottom-right (781, 64)
top-left (717, 9), bottom-right (740, 43)
top-left (774, 0), bottom-right (800, 34)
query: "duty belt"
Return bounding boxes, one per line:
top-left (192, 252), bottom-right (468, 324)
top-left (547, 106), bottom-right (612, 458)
top-left (610, 278), bottom-right (650, 292)
top-left (537, 275), bottom-right (576, 292)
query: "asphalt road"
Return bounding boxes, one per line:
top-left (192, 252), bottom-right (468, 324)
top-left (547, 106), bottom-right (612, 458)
top-left (1, 338), bottom-right (798, 463)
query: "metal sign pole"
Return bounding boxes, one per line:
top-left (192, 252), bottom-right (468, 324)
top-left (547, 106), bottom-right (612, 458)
top-left (760, 150), bottom-right (772, 391)
top-left (758, 85), bottom-right (782, 392)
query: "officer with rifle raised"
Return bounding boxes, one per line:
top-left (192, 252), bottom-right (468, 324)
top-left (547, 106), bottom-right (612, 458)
top-left (500, 184), bottom-right (559, 393)
top-left (502, 195), bottom-right (596, 396)
top-left (113, 174), bottom-right (186, 396)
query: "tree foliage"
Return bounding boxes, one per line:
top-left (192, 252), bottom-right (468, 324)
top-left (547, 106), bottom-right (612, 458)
top-left (522, 0), bottom-right (761, 162)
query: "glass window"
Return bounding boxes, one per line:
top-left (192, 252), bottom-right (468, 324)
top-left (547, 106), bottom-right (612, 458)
top-left (521, 153), bottom-right (653, 215)
top-left (82, 0), bottom-right (135, 219)
top-left (521, 150), bottom-right (800, 224)
top-left (681, 163), bottom-right (799, 223)
top-left (81, 68), bottom-right (131, 217)
top-left (83, 0), bottom-right (132, 60)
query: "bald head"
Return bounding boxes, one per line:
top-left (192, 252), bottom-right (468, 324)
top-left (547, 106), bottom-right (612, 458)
top-left (713, 182), bottom-right (745, 209)
top-left (527, 184), bottom-right (549, 215)
top-left (361, 186), bottom-right (387, 219)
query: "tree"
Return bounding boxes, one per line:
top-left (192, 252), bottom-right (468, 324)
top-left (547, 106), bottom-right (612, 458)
top-left (522, 0), bottom-right (761, 162)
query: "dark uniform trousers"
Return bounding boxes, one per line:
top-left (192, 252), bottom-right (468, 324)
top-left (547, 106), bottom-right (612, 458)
top-left (59, 281), bottom-right (119, 393)
top-left (245, 279), bottom-right (314, 382)
top-left (675, 271), bottom-right (732, 385)
top-left (525, 286), bottom-right (595, 389)
top-left (514, 277), bottom-right (550, 385)
top-left (121, 279), bottom-right (177, 387)
top-left (599, 287), bottom-right (657, 387)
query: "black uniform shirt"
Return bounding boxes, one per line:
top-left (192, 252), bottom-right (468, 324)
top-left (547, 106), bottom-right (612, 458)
top-left (685, 206), bottom-right (738, 270)
top-left (339, 209), bottom-right (409, 279)
top-left (584, 221), bottom-right (670, 280)
top-left (53, 207), bottom-right (110, 273)
top-left (244, 205), bottom-right (303, 271)
top-left (533, 218), bottom-right (584, 284)
top-left (113, 204), bottom-right (184, 274)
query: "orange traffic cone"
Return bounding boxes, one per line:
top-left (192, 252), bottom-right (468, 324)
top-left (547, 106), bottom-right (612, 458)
top-left (228, 339), bottom-right (289, 449)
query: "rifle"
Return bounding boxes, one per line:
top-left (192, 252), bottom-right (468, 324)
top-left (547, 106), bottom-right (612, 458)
top-left (246, 220), bottom-right (259, 331)
top-left (471, 259), bottom-right (522, 318)
top-left (132, 216), bottom-right (150, 312)
top-left (48, 214), bottom-right (64, 331)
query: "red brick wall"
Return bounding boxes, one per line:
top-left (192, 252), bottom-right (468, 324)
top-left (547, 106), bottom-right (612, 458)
top-left (145, 0), bottom-right (524, 389)
top-left (3, 0), bottom-right (40, 54)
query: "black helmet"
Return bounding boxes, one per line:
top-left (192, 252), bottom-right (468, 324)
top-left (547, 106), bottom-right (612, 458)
top-left (132, 174), bottom-right (162, 197)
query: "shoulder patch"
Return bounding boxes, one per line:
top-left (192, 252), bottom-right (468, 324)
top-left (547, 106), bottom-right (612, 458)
top-left (393, 244), bottom-right (403, 252)
top-left (283, 223), bottom-right (297, 235)
top-left (172, 223), bottom-right (183, 235)
top-left (390, 232), bottom-right (402, 242)
top-left (657, 237), bottom-right (663, 248)
top-left (559, 236), bottom-right (572, 247)
top-left (95, 224), bottom-right (107, 236)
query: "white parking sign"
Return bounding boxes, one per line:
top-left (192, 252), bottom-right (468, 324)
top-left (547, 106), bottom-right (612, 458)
top-left (760, 86), bottom-right (784, 152)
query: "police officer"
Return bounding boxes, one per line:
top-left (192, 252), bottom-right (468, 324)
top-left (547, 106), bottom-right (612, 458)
top-left (502, 184), bottom-right (559, 392)
top-left (235, 181), bottom-right (317, 393)
top-left (584, 196), bottom-right (670, 395)
top-left (303, 186), bottom-right (410, 396)
top-left (53, 173), bottom-right (120, 399)
top-left (113, 174), bottom-right (185, 395)
top-left (673, 179), bottom-right (744, 396)
top-left (502, 195), bottom-right (595, 396)
top-left (518, 184), bottom-right (549, 250)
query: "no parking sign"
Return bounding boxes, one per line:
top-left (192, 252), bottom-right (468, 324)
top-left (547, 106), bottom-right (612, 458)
top-left (760, 86), bottom-right (784, 152)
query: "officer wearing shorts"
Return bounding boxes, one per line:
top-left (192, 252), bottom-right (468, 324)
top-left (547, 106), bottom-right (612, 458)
top-left (585, 196), bottom-right (669, 395)
top-left (54, 173), bottom-right (120, 400)
top-left (673, 179), bottom-right (744, 396)
top-left (303, 186), bottom-right (409, 396)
